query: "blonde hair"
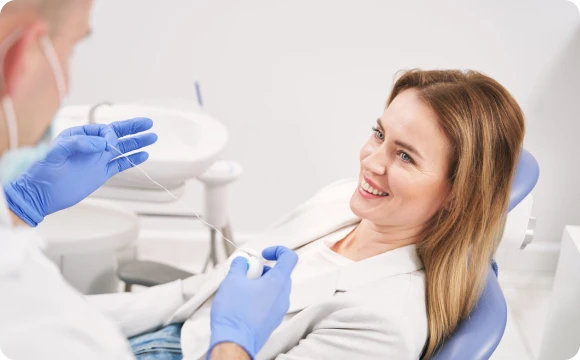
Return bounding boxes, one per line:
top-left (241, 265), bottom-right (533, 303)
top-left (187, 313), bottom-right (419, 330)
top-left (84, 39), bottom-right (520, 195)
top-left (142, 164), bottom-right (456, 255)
top-left (387, 69), bottom-right (525, 359)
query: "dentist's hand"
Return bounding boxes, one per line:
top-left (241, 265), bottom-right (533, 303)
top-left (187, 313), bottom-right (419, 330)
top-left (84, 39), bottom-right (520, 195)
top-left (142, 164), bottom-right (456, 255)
top-left (4, 118), bottom-right (157, 226)
top-left (209, 246), bottom-right (298, 360)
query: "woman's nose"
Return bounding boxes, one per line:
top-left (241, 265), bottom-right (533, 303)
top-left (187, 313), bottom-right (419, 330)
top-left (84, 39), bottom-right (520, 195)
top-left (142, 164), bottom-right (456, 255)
top-left (361, 149), bottom-right (387, 176)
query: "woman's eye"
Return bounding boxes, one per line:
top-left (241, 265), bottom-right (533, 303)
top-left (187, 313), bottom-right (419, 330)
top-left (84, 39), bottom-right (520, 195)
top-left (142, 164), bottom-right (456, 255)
top-left (372, 126), bottom-right (384, 140)
top-left (398, 151), bottom-right (413, 163)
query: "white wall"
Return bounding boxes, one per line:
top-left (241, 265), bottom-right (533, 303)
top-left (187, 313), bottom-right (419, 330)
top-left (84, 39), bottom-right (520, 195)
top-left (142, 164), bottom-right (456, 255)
top-left (68, 0), bottom-right (580, 251)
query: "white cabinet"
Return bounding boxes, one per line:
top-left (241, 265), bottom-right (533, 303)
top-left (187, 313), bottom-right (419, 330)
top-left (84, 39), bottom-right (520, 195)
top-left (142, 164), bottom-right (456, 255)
top-left (539, 226), bottom-right (580, 360)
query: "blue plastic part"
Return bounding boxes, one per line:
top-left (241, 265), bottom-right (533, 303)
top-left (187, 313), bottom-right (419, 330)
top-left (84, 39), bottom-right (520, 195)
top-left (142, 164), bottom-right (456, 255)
top-left (432, 269), bottom-right (507, 360)
top-left (195, 81), bottom-right (204, 108)
top-left (508, 149), bottom-right (539, 212)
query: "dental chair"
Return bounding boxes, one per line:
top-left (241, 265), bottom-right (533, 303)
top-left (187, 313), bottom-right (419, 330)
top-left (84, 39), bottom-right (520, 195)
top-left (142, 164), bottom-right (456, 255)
top-left (433, 149), bottom-right (539, 360)
top-left (118, 150), bottom-right (539, 360)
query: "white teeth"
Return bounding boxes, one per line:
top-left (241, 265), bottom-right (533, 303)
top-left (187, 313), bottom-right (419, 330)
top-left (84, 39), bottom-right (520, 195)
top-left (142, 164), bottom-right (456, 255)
top-left (360, 179), bottom-right (388, 196)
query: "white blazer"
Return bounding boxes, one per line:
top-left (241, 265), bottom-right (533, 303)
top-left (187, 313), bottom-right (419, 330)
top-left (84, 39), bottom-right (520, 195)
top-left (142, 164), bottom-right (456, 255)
top-left (89, 179), bottom-right (429, 360)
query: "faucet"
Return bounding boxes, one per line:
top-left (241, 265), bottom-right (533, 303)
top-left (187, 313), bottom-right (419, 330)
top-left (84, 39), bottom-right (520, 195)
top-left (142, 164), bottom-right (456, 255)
top-left (88, 101), bottom-right (113, 124)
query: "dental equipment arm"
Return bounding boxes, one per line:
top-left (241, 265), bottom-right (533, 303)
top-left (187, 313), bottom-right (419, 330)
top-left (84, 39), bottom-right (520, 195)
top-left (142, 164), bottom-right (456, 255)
top-left (4, 118), bottom-right (158, 226)
top-left (209, 246), bottom-right (298, 360)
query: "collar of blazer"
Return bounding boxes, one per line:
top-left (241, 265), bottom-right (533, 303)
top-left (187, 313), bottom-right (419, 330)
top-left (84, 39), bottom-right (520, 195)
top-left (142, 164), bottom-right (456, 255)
top-left (166, 180), bottom-right (424, 322)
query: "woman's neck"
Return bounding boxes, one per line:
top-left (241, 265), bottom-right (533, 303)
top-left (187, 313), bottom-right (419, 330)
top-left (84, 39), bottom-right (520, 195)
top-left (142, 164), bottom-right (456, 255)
top-left (331, 219), bottom-right (421, 261)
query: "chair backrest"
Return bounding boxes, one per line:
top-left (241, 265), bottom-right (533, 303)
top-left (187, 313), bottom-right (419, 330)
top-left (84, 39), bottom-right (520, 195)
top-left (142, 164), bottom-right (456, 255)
top-left (432, 149), bottom-right (539, 360)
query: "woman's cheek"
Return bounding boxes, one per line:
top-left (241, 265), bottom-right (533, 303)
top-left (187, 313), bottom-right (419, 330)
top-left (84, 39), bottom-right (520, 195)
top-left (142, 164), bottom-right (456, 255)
top-left (388, 167), bottom-right (414, 196)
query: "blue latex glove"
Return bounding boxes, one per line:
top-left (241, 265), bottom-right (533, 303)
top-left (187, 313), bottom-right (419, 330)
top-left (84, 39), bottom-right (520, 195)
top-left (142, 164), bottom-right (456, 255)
top-left (4, 118), bottom-right (158, 226)
top-left (209, 246), bottom-right (299, 360)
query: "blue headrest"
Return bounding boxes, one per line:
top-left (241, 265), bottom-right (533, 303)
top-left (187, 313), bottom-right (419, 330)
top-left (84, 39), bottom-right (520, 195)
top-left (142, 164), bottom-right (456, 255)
top-left (432, 149), bottom-right (539, 360)
top-left (508, 149), bottom-right (540, 211)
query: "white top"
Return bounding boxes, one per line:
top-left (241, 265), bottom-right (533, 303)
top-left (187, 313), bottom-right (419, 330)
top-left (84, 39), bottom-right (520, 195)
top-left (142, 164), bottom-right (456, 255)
top-left (292, 225), bottom-right (355, 282)
top-left (0, 186), bottom-right (135, 359)
top-left (182, 225), bottom-right (357, 359)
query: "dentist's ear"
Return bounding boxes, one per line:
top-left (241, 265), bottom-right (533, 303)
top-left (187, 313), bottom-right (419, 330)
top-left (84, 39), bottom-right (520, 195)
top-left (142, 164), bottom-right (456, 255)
top-left (0, 9), bottom-right (47, 97)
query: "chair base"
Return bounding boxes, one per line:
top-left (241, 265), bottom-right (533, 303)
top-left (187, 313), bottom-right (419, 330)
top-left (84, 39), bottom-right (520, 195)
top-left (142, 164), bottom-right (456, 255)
top-left (118, 223), bottom-right (235, 291)
top-left (118, 260), bottom-right (195, 289)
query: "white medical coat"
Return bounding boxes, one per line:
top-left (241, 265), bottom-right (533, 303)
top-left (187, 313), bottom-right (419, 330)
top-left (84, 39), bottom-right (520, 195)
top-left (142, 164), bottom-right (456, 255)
top-left (0, 190), bottom-right (135, 360)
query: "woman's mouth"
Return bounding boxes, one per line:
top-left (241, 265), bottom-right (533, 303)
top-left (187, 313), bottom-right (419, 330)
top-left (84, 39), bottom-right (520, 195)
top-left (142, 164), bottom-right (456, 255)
top-left (359, 178), bottom-right (389, 198)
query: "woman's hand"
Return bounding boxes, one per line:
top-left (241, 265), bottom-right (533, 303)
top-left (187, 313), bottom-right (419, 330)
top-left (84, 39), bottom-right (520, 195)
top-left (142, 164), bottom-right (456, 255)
top-left (4, 118), bottom-right (158, 226)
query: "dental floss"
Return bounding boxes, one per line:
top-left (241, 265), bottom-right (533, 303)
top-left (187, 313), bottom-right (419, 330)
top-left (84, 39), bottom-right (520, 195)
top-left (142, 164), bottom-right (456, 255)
top-left (107, 144), bottom-right (264, 262)
top-left (227, 249), bottom-right (264, 280)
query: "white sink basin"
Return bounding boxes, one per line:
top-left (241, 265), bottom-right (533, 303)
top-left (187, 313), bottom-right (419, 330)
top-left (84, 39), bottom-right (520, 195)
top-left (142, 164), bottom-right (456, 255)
top-left (37, 198), bottom-right (140, 294)
top-left (52, 103), bottom-right (228, 190)
top-left (37, 198), bottom-right (139, 255)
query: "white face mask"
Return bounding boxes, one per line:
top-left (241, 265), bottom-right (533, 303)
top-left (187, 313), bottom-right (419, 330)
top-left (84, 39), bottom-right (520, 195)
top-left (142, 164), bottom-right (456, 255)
top-left (0, 35), bottom-right (67, 184)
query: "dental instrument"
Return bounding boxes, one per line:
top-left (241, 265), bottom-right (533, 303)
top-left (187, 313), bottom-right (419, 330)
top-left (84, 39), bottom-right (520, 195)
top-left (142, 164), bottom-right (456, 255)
top-left (195, 81), bottom-right (204, 109)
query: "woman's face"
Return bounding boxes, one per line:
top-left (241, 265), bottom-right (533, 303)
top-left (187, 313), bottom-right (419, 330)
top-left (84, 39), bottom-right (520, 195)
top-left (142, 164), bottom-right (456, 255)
top-left (350, 89), bottom-right (451, 233)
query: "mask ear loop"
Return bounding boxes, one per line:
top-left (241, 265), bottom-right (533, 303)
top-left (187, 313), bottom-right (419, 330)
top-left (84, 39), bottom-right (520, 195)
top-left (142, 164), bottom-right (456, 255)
top-left (39, 36), bottom-right (66, 102)
top-left (0, 28), bottom-right (24, 150)
top-left (2, 97), bottom-right (17, 150)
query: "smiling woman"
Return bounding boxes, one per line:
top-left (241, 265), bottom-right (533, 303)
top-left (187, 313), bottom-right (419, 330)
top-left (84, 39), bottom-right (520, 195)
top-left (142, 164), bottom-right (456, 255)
top-left (341, 69), bottom-right (525, 359)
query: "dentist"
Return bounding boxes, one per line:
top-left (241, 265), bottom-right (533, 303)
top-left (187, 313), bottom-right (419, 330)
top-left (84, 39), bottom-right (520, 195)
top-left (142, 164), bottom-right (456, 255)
top-left (0, 1), bottom-right (297, 360)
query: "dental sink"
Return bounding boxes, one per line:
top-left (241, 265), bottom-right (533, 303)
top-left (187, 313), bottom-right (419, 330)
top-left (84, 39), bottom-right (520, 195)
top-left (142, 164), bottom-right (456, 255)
top-left (52, 102), bottom-right (228, 193)
top-left (37, 198), bottom-right (140, 294)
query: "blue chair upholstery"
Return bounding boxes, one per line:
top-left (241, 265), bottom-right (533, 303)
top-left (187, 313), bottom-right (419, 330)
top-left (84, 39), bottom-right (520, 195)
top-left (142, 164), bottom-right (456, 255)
top-left (432, 149), bottom-right (539, 360)
top-left (508, 150), bottom-right (540, 212)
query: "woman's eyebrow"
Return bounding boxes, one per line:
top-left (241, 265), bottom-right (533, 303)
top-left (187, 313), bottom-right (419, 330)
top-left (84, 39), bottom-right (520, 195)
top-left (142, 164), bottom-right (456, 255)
top-left (377, 118), bottom-right (424, 160)
top-left (394, 140), bottom-right (424, 160)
